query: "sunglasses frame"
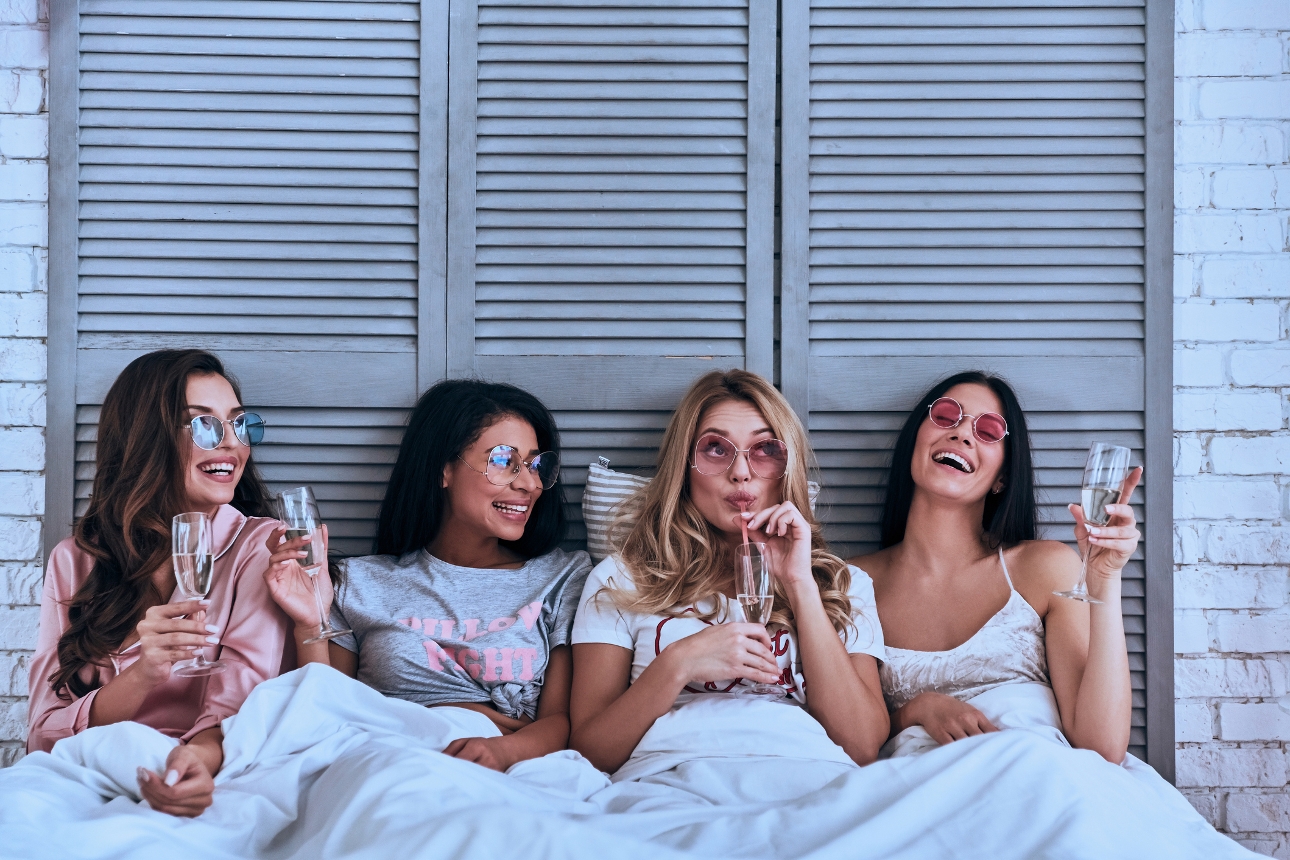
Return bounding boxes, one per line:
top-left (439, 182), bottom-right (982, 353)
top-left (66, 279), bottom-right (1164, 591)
top-left (458, 444), bottom-right (560, 490)
top-left (186, 412), bottom-right (266, 450)
top-left (926, 397), bottom-right (1009, 444)
top-left (691, 433), bottom-right (790, 480)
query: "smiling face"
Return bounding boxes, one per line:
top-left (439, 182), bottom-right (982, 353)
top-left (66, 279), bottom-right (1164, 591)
top-left (910, 382), bottom-right (1007, 506)
top-left (441, 414), bottom-right (543, 545)
top-left (180, 372), bottom-right (250, 515)
top-left (687, 399), bottom-right (784, 541)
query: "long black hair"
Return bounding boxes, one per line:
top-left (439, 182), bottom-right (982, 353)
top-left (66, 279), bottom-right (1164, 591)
top-left (374, 379), bottom-right (567, 559)
top-left (879, 370), bottom-right (1036, 549)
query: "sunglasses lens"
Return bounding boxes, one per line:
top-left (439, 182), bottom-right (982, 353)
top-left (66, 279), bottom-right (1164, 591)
top-left (975, 413), bottom-right (1008, 444)
top-left (928, 398), bottom-right (962, 428)
top-left (749, 439), bottom-right (789, 479)
top-left (189, 416), bottom-right (222, 450)
top-left (531, 452), bottom-right (560, 489)
top-left (236, 413), bottom-right (265, 446)
top-left (694, 434), bottom-right (735, 475)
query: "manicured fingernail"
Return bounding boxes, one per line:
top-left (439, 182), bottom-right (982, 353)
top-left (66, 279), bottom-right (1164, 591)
top-left (1087, 526), bottom-right (1100, 535)
top-left (740, 511), bottom-right (753, 518)
top-left (206, 635), bottom-right (219, 644)
top-left (164, 770), bottom-right (180, 787)
top-left (137, 767), bottom-right (149, 783)
top-left (204, 624), bottom-right (218, 633)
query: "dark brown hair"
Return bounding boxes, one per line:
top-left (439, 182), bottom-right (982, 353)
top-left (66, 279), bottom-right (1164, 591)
top-left (50, 349), bottom-right (271, 700)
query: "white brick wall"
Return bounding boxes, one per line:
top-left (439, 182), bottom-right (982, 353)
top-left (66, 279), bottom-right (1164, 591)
top-left (0, 0), bottom-right (1284, 849)
top-left (1175, 1), bottom-right (1290, 855)
top-left (0, 0), bottom-right (44, 769)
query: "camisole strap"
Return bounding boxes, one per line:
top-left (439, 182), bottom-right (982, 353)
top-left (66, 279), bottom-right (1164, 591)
top-left (997, 546), bottom-right (1015, 591)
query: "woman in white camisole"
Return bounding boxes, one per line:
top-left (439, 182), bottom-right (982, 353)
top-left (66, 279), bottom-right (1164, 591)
top-left (850, 371), bottom-right (1141, 763)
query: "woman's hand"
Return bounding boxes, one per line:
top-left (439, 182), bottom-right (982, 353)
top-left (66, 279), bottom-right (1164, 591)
top-left (134, 600), bottom-right (218, 687)
top-left (263, 524), bottom-right (331, 628)
top-left (742, 501), bottom-right (813, 588)
top-left (137, 744), bottom-right (215, 817)
top-left (443, 736), bottom-right (514, 772)
top-left (660, 622), bottom-right (781, 686)
top-left (1069, 467), bottom-right (1142, 595)
top-left (903, 691), bottom-right (998, 746)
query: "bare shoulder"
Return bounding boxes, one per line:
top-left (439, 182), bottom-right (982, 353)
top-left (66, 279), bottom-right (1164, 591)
top-left (847, 545), bottom-right (897, 582)
top-left (1006, 539), bottom-right (1082, 592)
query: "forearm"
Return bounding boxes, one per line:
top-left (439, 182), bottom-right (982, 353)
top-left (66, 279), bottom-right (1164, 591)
top-left (87, 662), bottom-right (161, 727)
top-left (789, 583), bottom-right (888, 764)
top-left (292, 625), bottom-right (332, 667)
top-left (492, 713), bottom-right (569, 768)
top-left (1068, 581), bottom-right (1132, 761)
top-left (185, 727), bottom-right (225, 777)
top-left (570, 656), bottom-right (686, 774)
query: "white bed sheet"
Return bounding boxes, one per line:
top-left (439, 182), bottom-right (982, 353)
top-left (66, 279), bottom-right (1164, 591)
top-left (0, 665), bottom-right (1255, 860)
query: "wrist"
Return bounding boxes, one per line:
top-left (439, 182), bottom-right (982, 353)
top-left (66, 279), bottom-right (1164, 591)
top-left (128, 656), bottom-right (172, 688)
top-left (294, 623), bottom-right (322, 641)
top-left (652, 646), bottom-right (692, 691)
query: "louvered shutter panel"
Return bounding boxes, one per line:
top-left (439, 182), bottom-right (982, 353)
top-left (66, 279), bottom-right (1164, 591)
top-left (781, 1), bottom-right (1157, 764)
top-left (448, 0), bottom-right (776, 545)
top-left (73, 0), bottom-right (426, 554)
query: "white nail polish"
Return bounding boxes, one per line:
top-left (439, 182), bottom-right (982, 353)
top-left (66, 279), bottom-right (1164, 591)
top-left (206, 635), bottom-right (219, 644)
top-left (164, 770), bottom-right (180, 787)
top-left (204, 624), bottom-right (218, 633)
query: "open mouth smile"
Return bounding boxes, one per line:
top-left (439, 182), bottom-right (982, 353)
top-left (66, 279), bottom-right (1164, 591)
top-left (932, 451), bottom-right (974, 474)
top-left (493, 501), bottom-right (529, 515)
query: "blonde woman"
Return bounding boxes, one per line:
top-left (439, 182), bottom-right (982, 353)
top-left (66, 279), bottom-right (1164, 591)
top-left (569, 370), bottom-right (888, 774)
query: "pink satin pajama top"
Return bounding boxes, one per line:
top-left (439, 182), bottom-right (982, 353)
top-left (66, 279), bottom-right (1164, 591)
top-left (27, 504), bottom-right (293, 753)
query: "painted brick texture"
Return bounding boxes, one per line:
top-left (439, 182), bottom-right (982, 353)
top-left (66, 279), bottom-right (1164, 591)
top-left (1175, 0), bottom-right (1290, 854)
top-left (0, 0), bottom-right (43, 769)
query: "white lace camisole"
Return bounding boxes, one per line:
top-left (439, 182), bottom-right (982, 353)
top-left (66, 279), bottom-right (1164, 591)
top-left (879, 548), bottom-right (1050, 712)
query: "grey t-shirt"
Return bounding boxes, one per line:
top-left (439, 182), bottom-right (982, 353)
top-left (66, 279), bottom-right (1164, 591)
top-left (331, 547), bottom-right (591, 720)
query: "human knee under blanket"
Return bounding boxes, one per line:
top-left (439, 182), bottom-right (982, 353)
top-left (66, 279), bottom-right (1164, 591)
top-left (0, 665), bottom-right (1255, 860)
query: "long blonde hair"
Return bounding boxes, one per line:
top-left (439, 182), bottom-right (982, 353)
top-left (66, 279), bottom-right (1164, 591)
top-left (608, 369), bottom-right (856, 636)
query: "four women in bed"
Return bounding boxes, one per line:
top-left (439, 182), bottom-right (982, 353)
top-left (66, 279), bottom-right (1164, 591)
top-left (31, 349), bottom-right (1137, 818)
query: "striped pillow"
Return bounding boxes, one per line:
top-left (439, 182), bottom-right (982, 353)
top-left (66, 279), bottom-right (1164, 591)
top-left (582, 459), bottom-right (651, 563)
top-left (581, 458), bottom-right (821, 563)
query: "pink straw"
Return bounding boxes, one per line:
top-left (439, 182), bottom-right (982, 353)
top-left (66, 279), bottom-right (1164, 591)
top-left (739, 501), bottom-right (750, 545)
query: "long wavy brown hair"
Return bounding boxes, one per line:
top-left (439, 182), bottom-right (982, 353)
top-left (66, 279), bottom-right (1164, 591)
top-left (50, 350), bottom-right (271, 700)
top-left (607, 369), bottom-right (857, 636)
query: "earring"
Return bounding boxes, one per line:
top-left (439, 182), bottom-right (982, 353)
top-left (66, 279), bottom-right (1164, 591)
top-left (991, 484), bottom-right (1004, 495)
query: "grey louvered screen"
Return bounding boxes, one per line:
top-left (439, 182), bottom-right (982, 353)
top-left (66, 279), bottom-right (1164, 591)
top-left (780, 1), bottom-right (1154, 763)
top-left (72, 0), bottom-right (426, 554)
top-left (447, 0), bottom-right (777, 540)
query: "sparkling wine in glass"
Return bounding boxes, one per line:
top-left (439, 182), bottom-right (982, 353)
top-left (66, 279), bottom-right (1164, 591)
top-left (171, 512), bottom-right (226, 677)
top-left (1055, 442), bottom-right (1132, 604)
top-left (737, 541), bottom-right (785, 699)
top-left (277, 486), bottom-right (351, 645)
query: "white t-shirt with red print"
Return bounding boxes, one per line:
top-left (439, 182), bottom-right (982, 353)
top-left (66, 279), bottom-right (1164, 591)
top-left (570, 555), bottom-right (885, 708)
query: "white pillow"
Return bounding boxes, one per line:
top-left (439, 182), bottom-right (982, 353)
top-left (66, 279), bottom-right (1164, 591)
top-left (581, 458), bottom-right (820, 563)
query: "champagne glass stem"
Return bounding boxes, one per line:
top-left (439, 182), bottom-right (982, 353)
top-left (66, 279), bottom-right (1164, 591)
top-left (310, 569), bottom-right (329, 640)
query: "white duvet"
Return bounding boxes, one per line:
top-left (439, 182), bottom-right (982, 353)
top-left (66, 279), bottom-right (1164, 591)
top-left (0, 665), bottom-right (1254, 860)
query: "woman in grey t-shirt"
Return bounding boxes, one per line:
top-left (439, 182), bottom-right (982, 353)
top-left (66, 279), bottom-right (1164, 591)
top-left (263, 379), bottom-right (591, 771)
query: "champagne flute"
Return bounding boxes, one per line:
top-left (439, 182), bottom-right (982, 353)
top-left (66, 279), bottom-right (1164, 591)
top-left (737, 541), bottom-right (785, 699)
top-left (171, 512), bottom-right (226, 677)
top-left (1055, 442), bottom-right (1132, 604)
top-left (277, 486), bottom-right (351, 644)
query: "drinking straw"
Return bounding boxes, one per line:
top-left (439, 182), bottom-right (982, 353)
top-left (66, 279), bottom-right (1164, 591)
top-left (739, 501), bottom-right (750, 546)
